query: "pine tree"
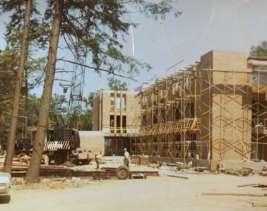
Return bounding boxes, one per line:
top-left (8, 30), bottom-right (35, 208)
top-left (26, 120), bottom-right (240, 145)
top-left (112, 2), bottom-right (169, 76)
top-left (2, 0), bottom-right (32, 174)
top-left (0, 48), bottom-right (18, 150)
top-left (19, 0), bottom-right (180, 182)
top-left (0, 0), bottom-right (47, 173)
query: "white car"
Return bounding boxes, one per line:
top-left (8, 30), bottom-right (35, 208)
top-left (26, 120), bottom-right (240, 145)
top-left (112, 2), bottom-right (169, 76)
top-left (0, 172), bottom-right (11, 203)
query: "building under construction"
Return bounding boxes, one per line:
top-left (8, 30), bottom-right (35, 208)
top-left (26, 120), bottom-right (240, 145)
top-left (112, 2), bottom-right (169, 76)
top-left (92, 90), bottom-right (140, 156)
top-left (130, 50), bottom-right (267, 162)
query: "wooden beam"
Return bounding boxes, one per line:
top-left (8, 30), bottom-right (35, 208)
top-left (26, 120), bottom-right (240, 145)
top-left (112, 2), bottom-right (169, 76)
top-left (202, 193), bottom-right (266, 197)
top-left (167, 175), bottom-right (189, 179)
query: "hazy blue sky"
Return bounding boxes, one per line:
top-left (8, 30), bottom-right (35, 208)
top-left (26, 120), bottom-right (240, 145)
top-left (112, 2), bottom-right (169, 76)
top-left (1, 0), bottom-right (267, 99)
top-left (94, 0), bottom-right (267, 93)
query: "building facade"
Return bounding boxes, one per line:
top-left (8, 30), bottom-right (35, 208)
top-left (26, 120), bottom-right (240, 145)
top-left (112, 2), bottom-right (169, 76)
top-left (131, 50), bottom-right (267, 161)
top-left (93, 90), bottom-right (140, 156)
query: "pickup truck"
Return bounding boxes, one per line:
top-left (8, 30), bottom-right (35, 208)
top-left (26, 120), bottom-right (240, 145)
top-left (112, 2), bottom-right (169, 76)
top-left (71, 149), bottom-right (92, 165)
top-left (0, 172), bottom-right (11, 203)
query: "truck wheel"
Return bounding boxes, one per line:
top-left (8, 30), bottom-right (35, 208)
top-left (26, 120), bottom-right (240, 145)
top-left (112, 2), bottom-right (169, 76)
top-left (116, 165), bottom-right (129, 180)
top-left (54, 153), bottom-right (64, 165)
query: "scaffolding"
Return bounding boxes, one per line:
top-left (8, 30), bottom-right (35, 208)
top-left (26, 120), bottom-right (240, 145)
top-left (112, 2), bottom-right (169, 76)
top-left (130, 51), bottom-right (267, 161)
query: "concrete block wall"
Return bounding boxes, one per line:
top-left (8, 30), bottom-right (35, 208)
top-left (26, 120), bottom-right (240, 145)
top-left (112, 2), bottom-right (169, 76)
top-left (210, 159), bottom-right (267, 171)
top-left (79, 131), bottom-right (105, 155)
top-left (149, 156), bottom-right (210, 168)
top-left (200, 50), bottom-right (252, 161)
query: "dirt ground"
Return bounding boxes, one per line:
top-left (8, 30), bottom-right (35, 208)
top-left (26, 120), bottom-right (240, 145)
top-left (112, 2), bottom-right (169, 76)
top-left (1, 158), bottom-right (267, 211)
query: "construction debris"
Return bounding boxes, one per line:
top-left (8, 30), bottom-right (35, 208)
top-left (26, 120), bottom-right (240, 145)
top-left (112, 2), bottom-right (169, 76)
top-left (130, 155), bottom-right (150, 166)
top-left (216, 160), bottom-right (223, 171)
top-left (176, 162), bottom-right (187, 170)
top-left (62, 161), bottom-right (75, 167)
top-left (225, 167), bottom-right (254, 176)
top-left (147, 163), bottom-right (161, 168)
top-left (194, 167), bottom-right (209, 172)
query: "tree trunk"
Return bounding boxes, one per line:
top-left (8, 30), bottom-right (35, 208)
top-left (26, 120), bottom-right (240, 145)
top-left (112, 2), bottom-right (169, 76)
top-left (25, 0), bottom-right (63, 183)
top-left (3, 0), bottom-right (32, 174)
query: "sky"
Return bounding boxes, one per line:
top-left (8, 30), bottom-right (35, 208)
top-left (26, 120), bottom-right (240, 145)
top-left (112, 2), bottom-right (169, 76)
top-left (92, 0), bottom-right (267, 93)
top-left (1, 0), bottom-right (267, 101)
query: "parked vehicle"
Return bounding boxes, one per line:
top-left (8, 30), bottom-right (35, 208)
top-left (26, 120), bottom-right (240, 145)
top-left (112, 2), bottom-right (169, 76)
top-left (71, 149), bottom-right (92, 165)
top-left (15, 115), bottom-right (82, 165)
top-left (0, 172), bottom-right (11, 203)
